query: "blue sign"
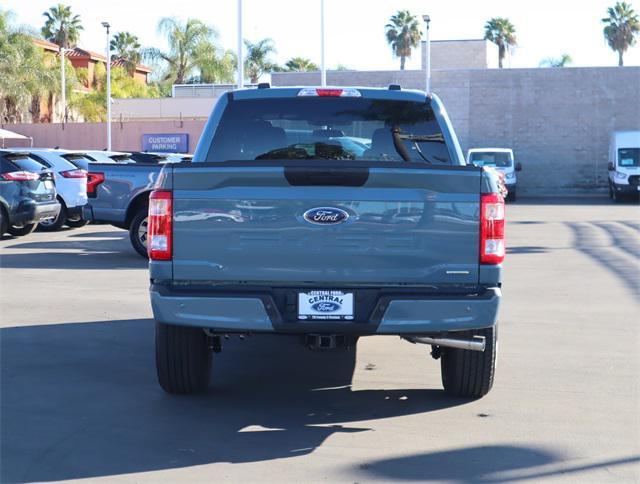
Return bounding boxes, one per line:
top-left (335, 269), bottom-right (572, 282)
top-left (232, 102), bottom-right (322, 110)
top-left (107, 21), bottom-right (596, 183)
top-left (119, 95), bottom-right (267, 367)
top-left (141, 133), bottom-right (189, 153)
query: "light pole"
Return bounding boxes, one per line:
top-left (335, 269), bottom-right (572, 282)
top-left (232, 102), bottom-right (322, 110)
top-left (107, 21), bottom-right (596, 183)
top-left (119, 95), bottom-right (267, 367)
top-left (60, 47), bottom-right (66, 123)
top-left (237, 0), bottom-right (244, 88)
top-left (422, 15), bottom-right (431, 93)
top-left (320, 0), bottom-right (326, 86)
top-left (101, 21), bottom-right (112, 150)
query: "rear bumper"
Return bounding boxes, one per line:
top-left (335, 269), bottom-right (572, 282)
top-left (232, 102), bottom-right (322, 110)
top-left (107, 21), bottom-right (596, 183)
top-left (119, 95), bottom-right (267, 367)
top-left (150, 285), bottom-right (501, 335)
top-left (11, 201), bottom-right (61, 226)
top-left (66, 204), bottom-right (85, 221)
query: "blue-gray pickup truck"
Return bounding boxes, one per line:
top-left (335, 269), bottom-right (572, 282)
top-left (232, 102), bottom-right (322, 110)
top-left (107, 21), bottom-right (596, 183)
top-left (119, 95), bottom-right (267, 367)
top-left (148, 86), bottom-right (505, 398)
top-left (82, 153), bottom-right (185, 257)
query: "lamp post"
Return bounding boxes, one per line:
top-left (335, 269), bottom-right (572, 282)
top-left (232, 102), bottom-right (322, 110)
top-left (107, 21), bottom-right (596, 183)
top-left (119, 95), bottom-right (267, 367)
top-left (101, 21), bottom-right (112, 150)
top-left (320, 0), bottom-right (326, 86)
top-left (237, 0), bottom-right (244, 88)
top-left (60, 47), bottom-right (66, 123)
top-left (422, 14), bottom-right (431, 93)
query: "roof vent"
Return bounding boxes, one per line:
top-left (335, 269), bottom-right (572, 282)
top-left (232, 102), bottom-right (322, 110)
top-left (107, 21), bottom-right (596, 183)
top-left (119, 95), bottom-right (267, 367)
top-left (257, 82), bottom-right (271, 89)
top-left (388, 84), bottom-right (401, 90)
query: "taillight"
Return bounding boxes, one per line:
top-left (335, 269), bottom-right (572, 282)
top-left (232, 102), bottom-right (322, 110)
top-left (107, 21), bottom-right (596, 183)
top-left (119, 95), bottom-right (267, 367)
top-left (60, 169), bottom-right (88, 178)
top-left (1, 171), bottom-right (40, 181)
top-left (297, 88), bottom-right (361, 97)
top-left (86, 172), bottom-right (105, 196)
top-left (480, 193), bottom-right (505, 265)
top-left (148, 190), bottom-right (172, 260)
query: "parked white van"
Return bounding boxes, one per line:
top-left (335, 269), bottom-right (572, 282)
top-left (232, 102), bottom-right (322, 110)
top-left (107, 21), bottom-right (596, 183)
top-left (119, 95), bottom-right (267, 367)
top-left (467, 148), bottom-right (522, 201)
top-left (608, 131), bottom-right (640, 202)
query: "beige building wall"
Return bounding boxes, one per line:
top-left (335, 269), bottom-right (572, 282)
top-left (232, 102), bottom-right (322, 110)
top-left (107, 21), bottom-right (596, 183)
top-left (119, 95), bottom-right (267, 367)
top-left (421, 40), bottom-right (500, 70)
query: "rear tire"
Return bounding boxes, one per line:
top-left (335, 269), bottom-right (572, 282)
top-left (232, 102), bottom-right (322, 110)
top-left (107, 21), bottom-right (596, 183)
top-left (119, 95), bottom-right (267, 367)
top-left (37, 200), bottom-right (66, 231)
top-left (66, 218), bottom-right (89, 228)
top-left (8, 223), bottom-right (38, 237)
top-left (0, 206), bottom-right (8, 236)
top-left (129, 208), bottom-right (149, 258)
top-left (506, 188), bottom-right (517, 202)
top-left (155, 322), bottom-right (212, 394)
top-left (440, 326), bottom-right (497, 398)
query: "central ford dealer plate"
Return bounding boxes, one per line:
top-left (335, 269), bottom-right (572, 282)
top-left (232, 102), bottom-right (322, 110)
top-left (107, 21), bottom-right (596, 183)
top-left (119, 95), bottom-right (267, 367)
top-left (298, 290), bottom-right (354, 320)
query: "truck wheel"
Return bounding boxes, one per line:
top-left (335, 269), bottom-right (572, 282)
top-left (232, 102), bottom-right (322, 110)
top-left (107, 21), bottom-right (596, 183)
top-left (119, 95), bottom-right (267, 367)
top-left (66, 218), bottom-right (89, 228)
top-left (38, 200), bottom-right (66, 232)
top-left (129, 208), bottom-right (149, 258)
top-left (8, 223), bottom-right (38, 237)
top-left (440, 326), bottom-right (497, 398)
top-left (155, 322), bottom-right (212, 394)
top-left (506, 189), bottom-right (517, 202)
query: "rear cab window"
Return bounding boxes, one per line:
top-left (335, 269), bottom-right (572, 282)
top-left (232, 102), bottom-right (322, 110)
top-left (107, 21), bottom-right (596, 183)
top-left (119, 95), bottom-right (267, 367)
top-left (204, 93), bottom-right (455, 165)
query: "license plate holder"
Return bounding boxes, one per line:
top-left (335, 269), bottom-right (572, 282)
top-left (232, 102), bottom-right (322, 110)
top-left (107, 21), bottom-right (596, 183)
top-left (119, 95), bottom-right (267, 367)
top-left (298, 290), bottom-right (354, 320)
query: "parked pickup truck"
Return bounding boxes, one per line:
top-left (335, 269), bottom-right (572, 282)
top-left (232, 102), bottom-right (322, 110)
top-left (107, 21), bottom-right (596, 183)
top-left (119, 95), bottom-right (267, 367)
top-left (83, 155), bottom-right (173, 257)
top-left (148, 86), bottom-right (505, 399)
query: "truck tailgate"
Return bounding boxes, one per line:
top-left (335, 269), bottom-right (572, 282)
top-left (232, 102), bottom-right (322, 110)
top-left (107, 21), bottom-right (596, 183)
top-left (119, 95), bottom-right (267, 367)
top-left (170, 162), bottom-right (482, 285)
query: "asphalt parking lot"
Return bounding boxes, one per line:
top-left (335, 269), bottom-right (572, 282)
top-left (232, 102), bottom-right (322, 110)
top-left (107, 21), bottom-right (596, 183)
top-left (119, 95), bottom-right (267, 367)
top-left (1, 197), bottom-right (638, 483)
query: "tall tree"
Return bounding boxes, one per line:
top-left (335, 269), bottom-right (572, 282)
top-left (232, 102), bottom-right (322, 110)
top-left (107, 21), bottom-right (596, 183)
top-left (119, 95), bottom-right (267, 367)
top-left (385, 10), bottom-right (421, 70)
top-left (144, 18), bottom-right (217, 84)
top-left (602, 1), bottom-right (640, 66)
top-left (1, 9), bottom-right (60, 122)
top-left (110, 31), bottom-right (141, 74)
top-left (484, 17), bottom-right (517, 68)
top-left (41, 3), bottom-right (83, 49)
top-left (193, 43), bottom-right (236, 84)
top-left (244, 38), bottom-right (278, 83)
top-left (285, 57), bottom-right (319, 72)
top-left (539, 54), bottom-right (572, 68)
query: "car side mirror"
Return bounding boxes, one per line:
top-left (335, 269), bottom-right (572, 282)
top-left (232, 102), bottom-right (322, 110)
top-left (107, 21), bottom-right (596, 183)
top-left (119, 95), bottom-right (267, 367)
top-left (607, 162), bottom-right (615, 171)
top-left (515, 162), bottom-right (522, 172)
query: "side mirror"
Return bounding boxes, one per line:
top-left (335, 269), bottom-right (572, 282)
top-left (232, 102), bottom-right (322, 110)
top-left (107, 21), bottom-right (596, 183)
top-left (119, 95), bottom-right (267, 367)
top-left (515, 162), bottom-right (522, 172)
top-left (607, 162), bottom-right (615, 171)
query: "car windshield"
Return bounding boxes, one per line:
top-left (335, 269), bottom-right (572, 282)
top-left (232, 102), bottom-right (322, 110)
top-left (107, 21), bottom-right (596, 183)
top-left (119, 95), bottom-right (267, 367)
top-left (206, 97), bottom-right (452, 164)
top-left (469, 152), bottom-right (512, 168)
top-left (618, 148), bottom-right (639, 167)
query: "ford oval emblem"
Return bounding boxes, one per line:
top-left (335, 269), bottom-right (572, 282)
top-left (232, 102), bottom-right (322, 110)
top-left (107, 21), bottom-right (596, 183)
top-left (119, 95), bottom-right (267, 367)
top-left (303, 207), bottom-right (349, 225)
top-left (311, 301), bottom-right (341, 312)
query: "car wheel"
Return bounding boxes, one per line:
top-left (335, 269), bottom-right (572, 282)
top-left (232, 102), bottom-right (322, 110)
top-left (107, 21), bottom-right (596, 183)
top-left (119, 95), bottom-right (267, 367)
top-left (506, 189), bottom-right (517, 202)
top-left (66, 218), bottom-right (89, 228)
top-left (129, 208), bottom-right (149, 258)
top-left (612, 188), bottom-right (623, 203)
top-left (608, 183), bottom-right (613, 199)
top-left (440, 326), bottom-right (497, 398)
top-left (38, 201), bottom-right (66, 231)
top-left (8, 223), bottom-right (38, 237)
top-left (155, 321), bottom-right (212, 394)
top-left (0, 206), bottom-right (8, 236)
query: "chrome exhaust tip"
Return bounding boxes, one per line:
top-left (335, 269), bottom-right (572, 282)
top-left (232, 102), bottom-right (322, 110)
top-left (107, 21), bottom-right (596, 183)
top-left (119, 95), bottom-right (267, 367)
top-left (403, 335), bottom-right (486, 352)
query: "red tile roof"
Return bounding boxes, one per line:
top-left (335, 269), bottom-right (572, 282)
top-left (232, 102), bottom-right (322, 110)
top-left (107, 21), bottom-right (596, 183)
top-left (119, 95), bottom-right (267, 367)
top-left (31, 37), bottom-right (60, 52)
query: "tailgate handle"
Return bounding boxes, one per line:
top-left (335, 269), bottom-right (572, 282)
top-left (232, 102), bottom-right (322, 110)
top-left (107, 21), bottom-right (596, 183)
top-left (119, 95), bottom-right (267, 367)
top-left (284, 167), bottom-right (369, 187)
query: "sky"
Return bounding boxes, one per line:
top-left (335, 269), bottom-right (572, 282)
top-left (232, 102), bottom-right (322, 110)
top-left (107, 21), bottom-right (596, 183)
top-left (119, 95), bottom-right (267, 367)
top-left (4, 0), bottom-right (640, 72)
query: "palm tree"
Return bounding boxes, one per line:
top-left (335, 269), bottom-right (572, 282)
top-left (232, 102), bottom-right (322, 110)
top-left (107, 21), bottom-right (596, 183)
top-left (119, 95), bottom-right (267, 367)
top-left (385, 10), bottom-right (421, 70)
top-left (194, 43), bottom-right (236, 84)
top-left (484, 17), bottom-right (517, 68)
top-left (285, 57), bottom-right (319, 72)
top-left (602, 1), bottom-right (640, 66)
top-left (1, 9), bottom-right (60, 122)
top-left (110, 31), bottom-right (141, 74)
top-left (244, 38), bottom-right (278, 83)
top-left (539, 53), bottom-right (572, 68)
top-left (144, 18), bottom-right (217, 84)
top-left (41, 3), bottom-right (83, 49)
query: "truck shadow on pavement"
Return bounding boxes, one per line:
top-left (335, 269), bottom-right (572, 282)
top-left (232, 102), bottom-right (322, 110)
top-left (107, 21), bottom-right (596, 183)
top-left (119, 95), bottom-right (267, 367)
top-left (353, 447), bottom-right (640, 482)
top-left (3, 318), bottom-right (467, 482)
